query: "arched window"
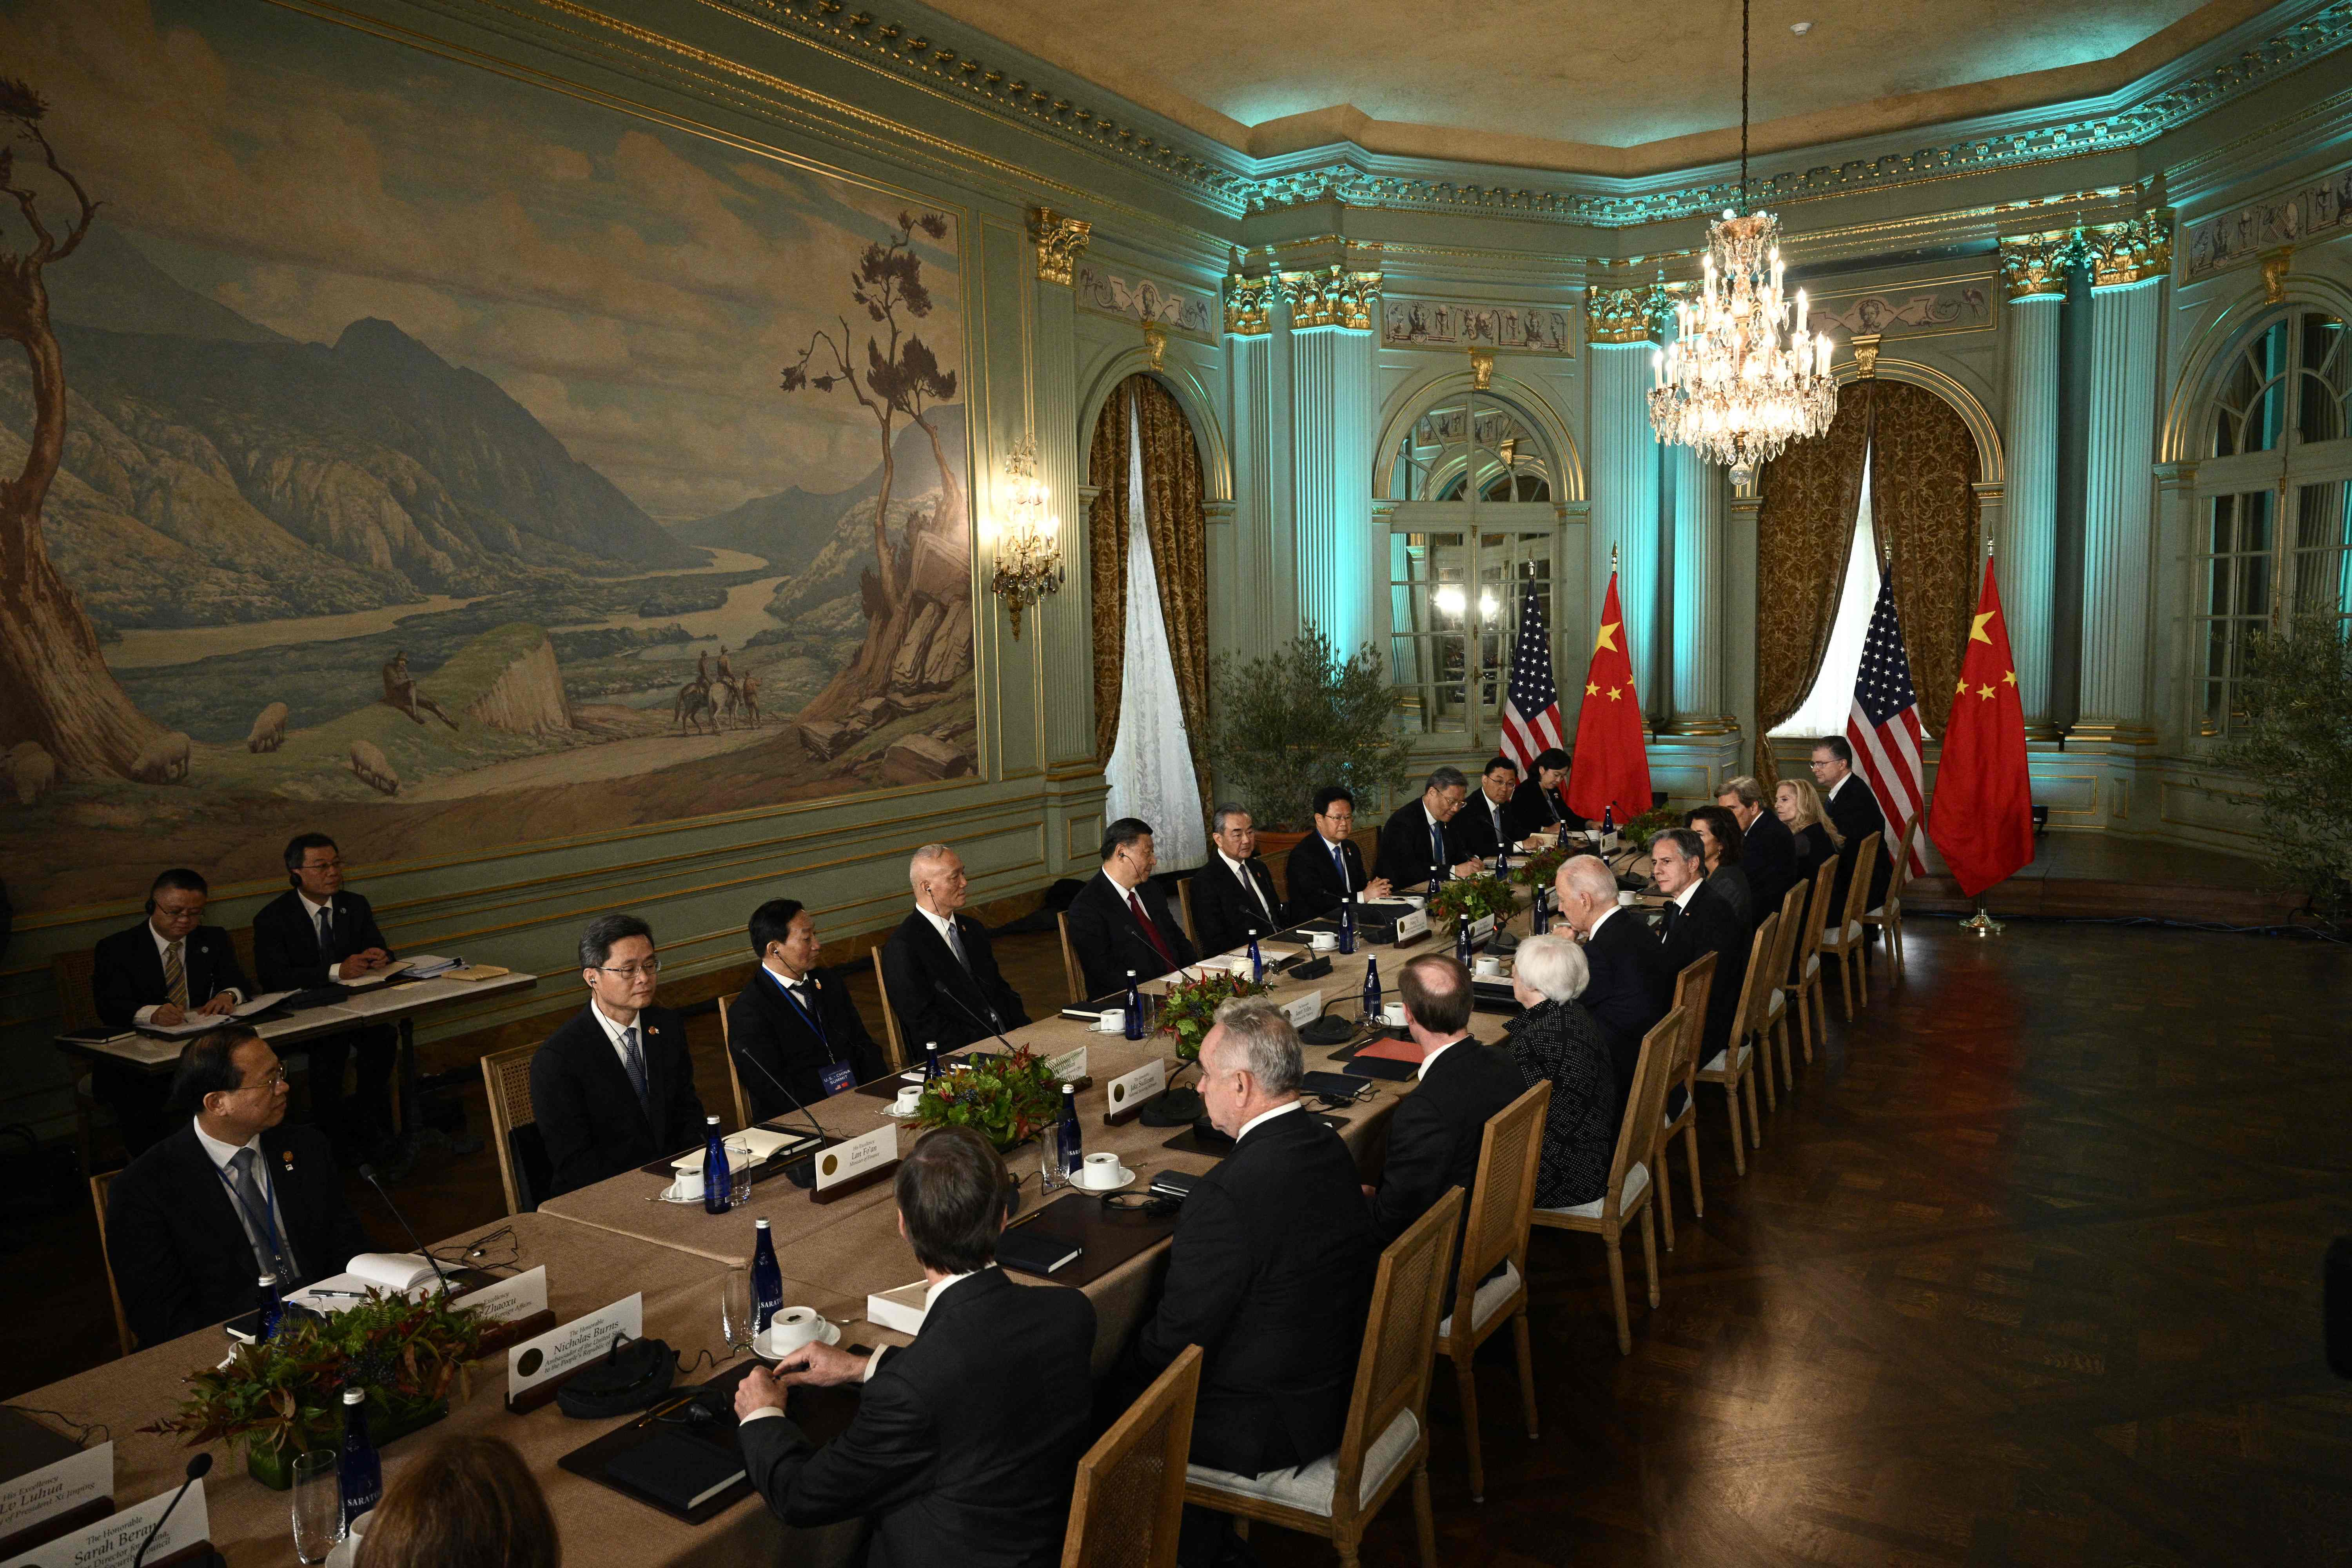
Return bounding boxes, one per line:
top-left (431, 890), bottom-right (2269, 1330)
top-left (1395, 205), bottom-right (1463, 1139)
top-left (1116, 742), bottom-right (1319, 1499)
top-left (2194, 307), bottom-right (2352, 737)
top-left (1381, 388), bottom-right (1562, 739)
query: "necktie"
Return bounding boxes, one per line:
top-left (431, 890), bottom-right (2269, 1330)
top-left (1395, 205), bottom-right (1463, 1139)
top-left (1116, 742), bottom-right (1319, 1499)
top-left (943, 918), bottom-right (971, 972)
top-left (316, 905), bottom-right (335, 959)
top-left (1493, 802), bottom-right (1506, 842)
top-left (227, 1146), bottom-right (295, 1279)
top-left (1430, 817), bottom-right (1444, 872)
top-left (1239, 863), bottom-right (1269, 923)
top-left (1332, 840), bottom-right (1350, 893)
top-left (618, 1025), bottom-right (650, 1111)
top-left (164, 940), bottom-right (189, 1009)
top-left (1128, 891), bottom-right (1178, 970)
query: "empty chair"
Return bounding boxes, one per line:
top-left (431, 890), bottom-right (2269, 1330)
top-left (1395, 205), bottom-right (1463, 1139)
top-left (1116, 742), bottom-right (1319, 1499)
top-left (1654, 953), bottom-right (1714, 1250)
top-left (1062, 1344), bottom-right (1202, 1568)
top-left (1532, 1007), bottom-right (1683, 1354)
top-left (1815, 833), bottom-right (1880, 1022)
top-left (89, 1171), bottom-right (132, 1359)
top-left (1433, 1080), bottom-right (1550, 1503)
top-left (1864, 817), bottom-right (1920, 977)
top-left (480, 1043), bottom-right (551, 1216)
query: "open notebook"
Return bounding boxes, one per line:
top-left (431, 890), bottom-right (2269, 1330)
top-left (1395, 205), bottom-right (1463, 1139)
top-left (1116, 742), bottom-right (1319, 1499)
top-left (671, 1126), bottom-right (817, 1173)
top-left (283, 1252), bottom-right (444, 1312)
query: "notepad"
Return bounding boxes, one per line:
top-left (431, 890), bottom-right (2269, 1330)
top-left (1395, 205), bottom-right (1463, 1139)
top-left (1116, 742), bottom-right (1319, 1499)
top-left (604, 1432), bottom-right (746, 1513)
top-left (996, 1226), bottom-right (1083, 1277)
top-left (283, 1253), bottom-right (443, 1312)
top-left (670, 1127), bottom-right (817, 1173)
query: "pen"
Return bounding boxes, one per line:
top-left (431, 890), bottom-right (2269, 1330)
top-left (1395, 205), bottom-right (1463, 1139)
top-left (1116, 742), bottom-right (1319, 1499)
top-left (307, 1288), bottom-right (369, 1299)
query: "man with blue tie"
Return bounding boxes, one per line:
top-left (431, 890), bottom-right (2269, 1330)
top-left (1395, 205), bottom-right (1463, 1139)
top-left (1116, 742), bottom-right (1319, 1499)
top-left (530, 915), bottom-right (706, 1196)
top-left (1282, 787), bottom-right (1392, 918)
top-left (1374, 766), bottom-right (1485, 889)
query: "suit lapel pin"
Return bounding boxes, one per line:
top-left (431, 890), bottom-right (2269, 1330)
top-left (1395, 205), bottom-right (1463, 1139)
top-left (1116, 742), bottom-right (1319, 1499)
top-left (282, 1149), bottom-right (295, 1170)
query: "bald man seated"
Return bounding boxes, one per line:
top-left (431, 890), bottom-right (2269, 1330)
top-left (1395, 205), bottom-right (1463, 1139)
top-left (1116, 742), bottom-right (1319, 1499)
top-left (880, 844), bottom-right (1030, 1054)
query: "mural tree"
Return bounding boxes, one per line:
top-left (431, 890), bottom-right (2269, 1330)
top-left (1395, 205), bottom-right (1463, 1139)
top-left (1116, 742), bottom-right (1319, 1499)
top-left (782, 210), bottom-right (964, 722)
top-left (0, 77), bottom-right (165, 775)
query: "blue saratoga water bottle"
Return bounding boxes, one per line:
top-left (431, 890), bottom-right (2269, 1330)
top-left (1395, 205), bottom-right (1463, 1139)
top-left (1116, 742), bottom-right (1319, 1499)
top-left (1600, 803), bottom-right (1617, 853)
top-left (751, 1218), bottom-right (783, 1336)
top-left (255, 1273), bottom-right (283, 1343)
top-left (1123, 972), bottom-right (1145, 1040)
top-left (702, 1115), bottom-right (731, 1215)
top-left (924, 1041), bottom-right (944, 1082)
top-left (1057, 1082), bottom-right (1084, 1176)
top-left (338, 1388), bottom-right (382, 1531)
top-left (1530, 883), bottom-right (1549, 936)
top-left (1247, 930), bottom-right (1264, 985)
top-left (1361, 955), bottom-right (1382, 1025)
top-left (1496, 840), bottom-right (1511, 878)
top-left (1338, 893), bottom-right (1357, 955)
top-left (1456, 915), bottom-right (1474, 968)
top-left (1428, 864), bottom-right (1443, 899)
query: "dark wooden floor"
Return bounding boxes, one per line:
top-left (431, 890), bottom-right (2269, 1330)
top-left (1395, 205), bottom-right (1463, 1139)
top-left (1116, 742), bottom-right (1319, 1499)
top-left (11, 918), bottom-right (2351, 1565)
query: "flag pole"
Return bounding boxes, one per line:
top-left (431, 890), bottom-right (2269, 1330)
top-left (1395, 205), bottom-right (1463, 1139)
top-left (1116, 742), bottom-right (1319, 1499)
top-left (1960, 902), bottom-right (2005, 936)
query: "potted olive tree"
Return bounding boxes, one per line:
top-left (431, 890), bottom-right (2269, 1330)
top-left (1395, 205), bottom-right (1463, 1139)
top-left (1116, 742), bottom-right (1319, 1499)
top-left (1205, 634), bottom-right (1414, 857)
top-left (2220, 612), bottom-right (2352, 927)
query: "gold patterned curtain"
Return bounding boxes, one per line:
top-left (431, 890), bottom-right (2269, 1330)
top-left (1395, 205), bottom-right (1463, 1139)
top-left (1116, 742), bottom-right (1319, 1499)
top-left (1868, 381), bottom-right (1982, 741)
top-left (1086, 374), bottom-right (1211, 799)
top-left (1753, 388), bottom-right (1873, 792)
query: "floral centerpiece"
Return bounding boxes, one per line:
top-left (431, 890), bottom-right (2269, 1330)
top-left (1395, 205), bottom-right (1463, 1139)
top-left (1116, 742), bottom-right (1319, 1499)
top-left (145, 1291), bottom-right (485, 1488)
top-left (1622, 804), bottom-right (1681, 844)
top-left (1509, 841), bottom-right (1567, 891)
top-left (914, 1045), bottom-right (1062, 1151)
top-left (1430, 874), bottom-right (1517, 934)
top-left (1155, 969), bottom-right (1268, 1062)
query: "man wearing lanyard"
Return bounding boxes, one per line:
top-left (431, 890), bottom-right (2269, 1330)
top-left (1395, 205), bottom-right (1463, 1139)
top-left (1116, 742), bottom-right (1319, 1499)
top-left (104, 1026), bottom-right (373, 1348)
top-left (727, 898), bottom-right (888, 1119)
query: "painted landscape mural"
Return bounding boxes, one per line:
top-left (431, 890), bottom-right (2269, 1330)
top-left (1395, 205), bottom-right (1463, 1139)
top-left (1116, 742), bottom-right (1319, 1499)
top-left (0, 0), bottom-right (978, 913)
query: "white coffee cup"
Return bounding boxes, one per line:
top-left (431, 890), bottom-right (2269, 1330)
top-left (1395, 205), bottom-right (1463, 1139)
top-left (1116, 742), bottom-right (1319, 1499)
top-left (1381, 1002), bottom-right (1407, 1027)
top-left (1094, 1009), bottom-right (1125, 1034)
top-left (1076, 1153), bottom-right (1129, 1190)
top-left (1617, 889), bottom-right (1639, 906)
top-left (895, 1085), bottom-right (923, 1113)
top-left (756, 1307), bottom-right (829, 1359)
top-left (1474, 955), bottom-right (1503, 977)
top-left (664, 1171), bottom-right (704, 1202)
top-left (1308, 931), bottom-right (1338, 951)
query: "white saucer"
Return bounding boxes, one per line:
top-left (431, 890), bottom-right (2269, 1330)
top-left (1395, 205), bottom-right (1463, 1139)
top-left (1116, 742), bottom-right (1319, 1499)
top-left (882, 1102), bottom-right (924, 1119)
top-left (1070, 1164), bottom-right (1135, 1192)
top-left (657, 1189), bottom-right (706, 1205)
top-left (754, 1316), bottom-right (842, 1360)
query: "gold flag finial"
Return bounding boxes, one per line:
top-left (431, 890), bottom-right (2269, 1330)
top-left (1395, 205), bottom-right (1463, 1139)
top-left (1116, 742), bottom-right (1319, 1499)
top-left (1611, 541), bottom-right (1620, 570)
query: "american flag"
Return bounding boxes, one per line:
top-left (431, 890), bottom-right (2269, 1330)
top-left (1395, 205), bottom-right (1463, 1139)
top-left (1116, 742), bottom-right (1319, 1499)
top-left (1847, 577), bottom-right (1929, 875)
top-left (1499, 580), bottom-right (1563, 772)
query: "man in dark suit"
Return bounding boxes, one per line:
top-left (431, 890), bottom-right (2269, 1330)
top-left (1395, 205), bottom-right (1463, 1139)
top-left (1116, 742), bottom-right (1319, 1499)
top-left (1191, 805), bottom-right (1290, 955)
top-left (105, 1026), bottom-right (374, 1347)
top-left (1368, 955), bottom-right (1524, 1299)
top-left (737, 1127), bottom-right (1094, 1568)
top-left (729, 898), bottom-right (888, 1118)
top-left (530, 914), bottom-right (706, 1197)
top-left (1507, 747), bottom-right (1587, 840)
top-left (251, 832), bottom-right (398, 1157)
top-left (1812, 737), bottom-right (1892, 922)
top-left (91, 868), bottom-right (252, 1154)
top-left (880, 844), bottom-right (1029, 1053)
top-left (1064, 818), bottom-right (1198, 999)
top-left (1552, 855), bottom-right (1670, 1114)
top-left (1651, 828), bottom-right (1749, 1067)
top-left (1719, 775), bottom-right (1799, 924)
top-left (1375, 766), bottom-right (1485, 890)
top-left (1452, 757), bottom-right (1520, 861)
top-left (1283, 786), bottom-right (1391, 919)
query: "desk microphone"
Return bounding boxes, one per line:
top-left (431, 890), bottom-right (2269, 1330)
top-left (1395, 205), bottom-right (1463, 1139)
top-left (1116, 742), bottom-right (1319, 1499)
top-left (132, 1453), bottom-right (211, 1568)
top-left (932, 980), bottom-right (1020, 1055)
top-left (728, 1043), bottom-right (832, 1154)
top-left (358, 1163), bottom-right (452, 1298)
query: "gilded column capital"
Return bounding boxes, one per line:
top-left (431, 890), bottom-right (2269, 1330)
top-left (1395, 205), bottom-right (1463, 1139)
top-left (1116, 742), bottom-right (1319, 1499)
top-left (1026, 207), bottom-right (1092, 285)
top-left (2081, 211), bottom-right (2172, 289)
top-left (1586, 286), bottom-right (1661, 345)
top-left (1223, 258), bottom-right (1274, 336)
top-left (1998, 230), bottom-right (2077, 299)
top-left (2261, 247), bottom-right (2292, 304)
top-left (1278, 265), bottom-right (1380, 331)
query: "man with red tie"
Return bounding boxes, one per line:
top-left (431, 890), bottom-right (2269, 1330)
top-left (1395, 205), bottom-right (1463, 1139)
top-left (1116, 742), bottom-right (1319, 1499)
top-left (1064, 818), bottom-right (1201, 1000)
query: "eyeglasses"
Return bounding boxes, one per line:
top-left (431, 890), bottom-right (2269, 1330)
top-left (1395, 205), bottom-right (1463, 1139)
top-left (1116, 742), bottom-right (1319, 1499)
top-left (596, 960), bottom-right (662, 978)
top-left (242, 1067), bottom-right (290, 1092)
top-left (298, 858), bottom-right (345, 873)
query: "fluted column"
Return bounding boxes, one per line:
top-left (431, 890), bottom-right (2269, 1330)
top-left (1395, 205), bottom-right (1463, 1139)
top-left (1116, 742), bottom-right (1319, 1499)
top-left (1221, 258), bottom-right (1285, 662)
top-left (1725, 477), bottom-right (1763, 771)
top-left (1999, 232), bottom-right (2070, 738)
top-left (2073, 214), bottom-right (2169, 744)
top-left (1280, 265), bottom-right (1380, 653)
top-left (1586, 287), bottom-right (1665, 711)
top-left (1668, 441), bottom-right (1728, 728)
top-left (1027, 209), bottom-right (1093, 769)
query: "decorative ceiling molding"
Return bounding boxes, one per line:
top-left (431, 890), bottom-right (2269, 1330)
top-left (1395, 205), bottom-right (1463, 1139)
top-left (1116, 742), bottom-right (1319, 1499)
top-left (695, 0), bottom-right (2352, 228)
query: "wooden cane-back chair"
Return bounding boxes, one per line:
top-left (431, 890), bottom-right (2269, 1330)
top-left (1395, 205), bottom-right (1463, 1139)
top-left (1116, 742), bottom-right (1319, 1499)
top-left (1785, 859), bottom-right (1837, 1061)
top-left (481, 1043), bottom-right (546, 1216)
top-left (1176, 878), bottom-right (1201, 951)
top-left (1654, 953), bottom-right (1715, 1250)
top-left (89, 1171), bottom-right (133, 1358)
top-left (1534, 1006), bottom-right (1683, 1354)
top-left (1062, 1344), bottom-right (1202, 1568)
top-left (1694, 914), bottom-right (1776, 1168)
top-left (1759, 883), bottom-right (1809, 1096)
top-left (1056, 912), bottom-right (1085, 1006)
top-left (716, 1003), bottom-right (753, 1130)
top-left (868, 949), bottom-right (910, 1072)
top-left (1434, 1079), bottom-right (1550, 1503)
top-left (1864, 817), bottom-right (1920, 976)
top-left (1817, 833), bottom-right (1880, 1020)
top-left (1183, 1188), bottom-right (1464, 1568)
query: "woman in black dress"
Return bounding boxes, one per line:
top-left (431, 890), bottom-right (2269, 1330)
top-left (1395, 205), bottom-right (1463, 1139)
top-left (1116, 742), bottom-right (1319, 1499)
top-left (1775, 777), bottom-right (1844, 942)
top-left (1502, 933), bottom-right (1618, 1210)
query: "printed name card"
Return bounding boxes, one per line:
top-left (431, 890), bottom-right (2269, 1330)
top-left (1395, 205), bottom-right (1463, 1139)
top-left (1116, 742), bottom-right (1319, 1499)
top-left (2, 1477), bottom-right (205, 1568)
top-left (812, 1124), bottom-right (898, 1199)
top-left (1043, 1045), bottom-right (1089, 1084)
top-left (1282, 991), bottom-right (1323, 1029)
top-left (506, 1294), bottom-right (642, 1411)
top-left (454, 1265), bottom-right (548, 1326)
top-left (1103, 1058), bottom-right (1167, 1124)
top-left (1468, 914), bottom-right (1496, 942)
top-left (0, 1444), bottom-right (111, 1556)
top-left (1393, 909), bottom-right (1430, 942)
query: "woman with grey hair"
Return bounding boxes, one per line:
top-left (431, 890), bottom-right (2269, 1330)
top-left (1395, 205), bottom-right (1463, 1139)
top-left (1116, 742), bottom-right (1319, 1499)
top-left (1504, 933), bottom-right (1619, 1209)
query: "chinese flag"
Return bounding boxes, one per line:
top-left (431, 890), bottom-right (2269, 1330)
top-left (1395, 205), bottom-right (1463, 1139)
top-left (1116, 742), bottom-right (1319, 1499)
top-left (1927, 557), bottom-right (2035, 897)
top-left (1565, 570), bottom-right (1653, 824)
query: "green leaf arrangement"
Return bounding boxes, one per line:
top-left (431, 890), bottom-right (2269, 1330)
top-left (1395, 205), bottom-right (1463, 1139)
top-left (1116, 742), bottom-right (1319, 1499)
top-left (914, 1045), bottom-right (1063, 1151)
top-left (1509, 842), bottom-right (1567, 890)
top-left (1154, 969), bottom-right (1269, 1062)
top-left (1430, 875), bottom-right (1518, 932)
top-left (143, 1291), bottom-right (486, 1461)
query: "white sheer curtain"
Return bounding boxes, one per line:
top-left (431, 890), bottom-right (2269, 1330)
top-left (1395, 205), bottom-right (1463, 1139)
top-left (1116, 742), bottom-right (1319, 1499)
top-left (1773, 450), bottom-right (1881, 737)
top-left (1104, 394), bottom-right (1208, 867)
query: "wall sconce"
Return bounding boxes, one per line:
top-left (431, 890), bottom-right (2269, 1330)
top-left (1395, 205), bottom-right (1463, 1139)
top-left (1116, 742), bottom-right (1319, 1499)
top-left (990, 434), bottom-right (1061, 638)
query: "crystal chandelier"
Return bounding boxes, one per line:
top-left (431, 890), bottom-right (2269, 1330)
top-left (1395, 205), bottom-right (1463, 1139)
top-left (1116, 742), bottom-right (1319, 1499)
top-left (990, 434), bottom-right (1061, 638)
top-left (1647, 0), bottom-right (1838, 486)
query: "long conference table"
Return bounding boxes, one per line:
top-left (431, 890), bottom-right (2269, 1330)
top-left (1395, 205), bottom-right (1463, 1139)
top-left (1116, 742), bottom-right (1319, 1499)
top-left (11, 904), bottom-right (1541, 1567)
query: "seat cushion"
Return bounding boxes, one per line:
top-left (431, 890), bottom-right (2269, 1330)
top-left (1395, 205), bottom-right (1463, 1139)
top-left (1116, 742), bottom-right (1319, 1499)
top-left (1700, 1044), bottom-right (1751, 1074)
top-left (1822, 920), bottom-right (1861, 946)
top-left (1439, 1259), bottom-right (1521, 1339)
top-left (1804, 953), bottom-right (1820, 978)
top-left (1767, 990), bottom-right (1784, 1016)
top-left (1542, 1161), bottom-right (1648, 1221)
top-left (1187, 1408), bottom-right (1420, 1517)
top-left (1866, 905), bottom-right (1887, 918)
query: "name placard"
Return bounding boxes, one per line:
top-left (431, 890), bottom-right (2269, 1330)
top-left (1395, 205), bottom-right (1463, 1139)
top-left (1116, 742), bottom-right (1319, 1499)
top-left (1282, 991), bottom-right (1323, 1030)
top-left (454, 1265), bottom-right (548, 1326)
top-left (1392, 909), bottom-right (1430, 942)
top-left (811, 1124), bottom-right (898, 1204)
top-left (1043, 1045), bottom-right (1089, 1084)
top-left (506, 1294), bottom-right (642, 1412)
top-left (1103, 1058), bottom-right (1166, 1125)
top-left (2, 1479), bottom-right (205, 1568)
top-left (1468, 914), bottom-right (1496, 942)
top-left (0, 1445), bottom-right (111, 1558)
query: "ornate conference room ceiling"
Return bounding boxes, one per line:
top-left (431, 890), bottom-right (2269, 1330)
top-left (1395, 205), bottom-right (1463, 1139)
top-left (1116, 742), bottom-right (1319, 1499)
top-left (911, 0), bottom-right (2275, 174)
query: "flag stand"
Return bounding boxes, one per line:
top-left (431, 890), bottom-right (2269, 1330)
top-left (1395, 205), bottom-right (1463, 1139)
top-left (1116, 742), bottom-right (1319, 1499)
top-left (1960, 903), bottom-right (2005, 937)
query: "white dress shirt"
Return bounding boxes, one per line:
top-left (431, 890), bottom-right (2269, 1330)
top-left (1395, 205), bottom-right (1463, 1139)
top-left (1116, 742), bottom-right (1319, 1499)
top-left (1828, 773), bottom-right (1851, 801)
top-left (916, 904), bottom-right (963, 948)
top-left (587, 999), bottom-right (647, 1076)
top-left (194, 1117), bottom-right (282, 1274)
top-left (1585, 903), bottom-right (1626, 942)
top-left (134, 925), bottom-right (243, 1025)
top-left (1235, 1099), bottom-right (1305, 1142)
top-left (1217, 850), bottom-right (1275, 929)
top-left (1415, 1034), bottom-right (1471, 1081)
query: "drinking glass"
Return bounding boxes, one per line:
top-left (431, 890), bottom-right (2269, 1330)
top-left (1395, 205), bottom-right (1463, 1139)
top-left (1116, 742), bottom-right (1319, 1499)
top-left (1038, 1123), bottom-right (1066, 1192)
top-left (726, 1140), bottom-right (755, 1206)
top-left (719, 1267), bottom-right (754, 1355)
top-left (290, 1451), bottom-right (343, 1565)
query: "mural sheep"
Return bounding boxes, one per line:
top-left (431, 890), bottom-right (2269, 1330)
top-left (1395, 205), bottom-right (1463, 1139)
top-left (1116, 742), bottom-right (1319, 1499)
top-left (349, 739), bottom-right (399, 795)
top-left (6, 742), bottom-right (57, 806)
top-left (129, 731), bottom-right (191, 784)
top-left (247, 702), bottom-right (289, 753)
